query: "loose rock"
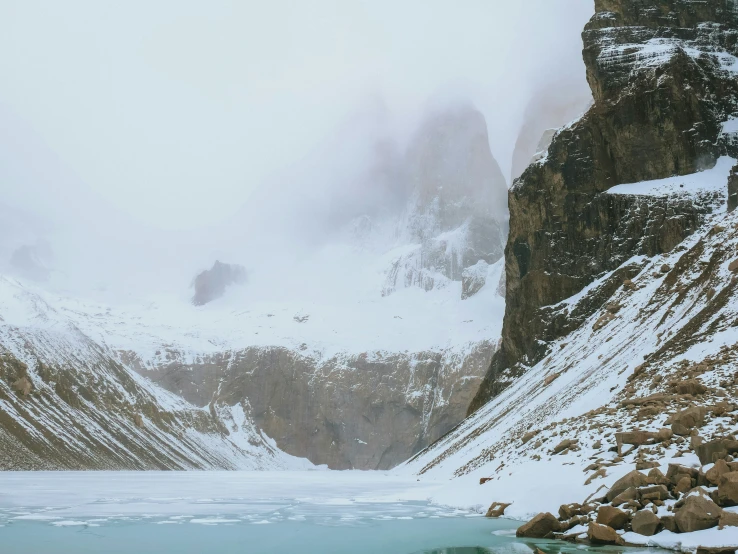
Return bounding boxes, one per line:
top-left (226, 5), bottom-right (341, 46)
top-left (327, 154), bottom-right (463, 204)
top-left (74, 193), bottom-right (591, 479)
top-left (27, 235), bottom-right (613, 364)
top-left (485, 502), bottom-right (511, 518)
top-left (596, 505), bottom-right (629, 530)
top-left (516, 512), bottom-right (560, 538)
top-left (674, 495), bottom-right (722, 532)
top-left (631, 509), bottom-right (661, 536)
top-left (606, 470), bottom-right (648, 502)
top-left (587, 522), bottom-right (623, 545)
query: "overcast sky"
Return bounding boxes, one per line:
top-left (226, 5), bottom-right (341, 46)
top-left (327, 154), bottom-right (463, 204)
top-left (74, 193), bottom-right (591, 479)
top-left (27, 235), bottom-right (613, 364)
top-left (0, 0), bottom-right (593, 231)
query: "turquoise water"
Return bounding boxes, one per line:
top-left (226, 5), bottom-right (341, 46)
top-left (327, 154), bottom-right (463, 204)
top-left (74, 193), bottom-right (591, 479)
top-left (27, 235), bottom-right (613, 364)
top-left (0, 472), bottom-right (655, 554)
top-left (1, 516), bottom-right (515, 554)
top-left (0, 517), bottom-right (646, 554)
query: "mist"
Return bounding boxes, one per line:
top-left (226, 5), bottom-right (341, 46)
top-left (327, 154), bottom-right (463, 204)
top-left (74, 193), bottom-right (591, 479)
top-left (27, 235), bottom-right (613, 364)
top-left (0, 0), bottom-right (594, 301)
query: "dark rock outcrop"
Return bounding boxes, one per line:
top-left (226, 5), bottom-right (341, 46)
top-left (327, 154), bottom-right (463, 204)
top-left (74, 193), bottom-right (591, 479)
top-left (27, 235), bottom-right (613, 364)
top-left (471, 0), bottom-right (738, 413)
top-left (192, 261), bottom-right (246, 306)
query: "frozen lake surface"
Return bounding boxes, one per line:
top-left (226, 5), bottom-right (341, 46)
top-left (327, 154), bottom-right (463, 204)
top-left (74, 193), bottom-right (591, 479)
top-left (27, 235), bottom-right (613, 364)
top-left (0, 471), bottom-right (651, 554)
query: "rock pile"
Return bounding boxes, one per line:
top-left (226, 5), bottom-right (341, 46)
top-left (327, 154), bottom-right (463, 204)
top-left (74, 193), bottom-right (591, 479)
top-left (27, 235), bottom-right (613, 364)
top-left (516, 449), bottom-right (738, 545)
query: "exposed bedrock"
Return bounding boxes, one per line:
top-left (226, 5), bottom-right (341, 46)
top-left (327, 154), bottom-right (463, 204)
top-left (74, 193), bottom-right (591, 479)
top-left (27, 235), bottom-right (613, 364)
top-left (471, 0), bottom-right (738, 413)
top-left (123, 341), bottom-right (496, 470)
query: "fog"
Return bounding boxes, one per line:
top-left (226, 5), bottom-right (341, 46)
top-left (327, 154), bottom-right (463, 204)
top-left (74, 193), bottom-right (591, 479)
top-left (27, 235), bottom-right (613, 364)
top-left (0, 0), bottom-right (594, 301)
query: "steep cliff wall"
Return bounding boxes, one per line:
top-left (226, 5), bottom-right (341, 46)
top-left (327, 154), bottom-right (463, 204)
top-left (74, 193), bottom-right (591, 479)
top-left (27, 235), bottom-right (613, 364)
top-left (471, 0), bottom-right (738, 413)
top-left (123, 342), bottom-right (495, 470)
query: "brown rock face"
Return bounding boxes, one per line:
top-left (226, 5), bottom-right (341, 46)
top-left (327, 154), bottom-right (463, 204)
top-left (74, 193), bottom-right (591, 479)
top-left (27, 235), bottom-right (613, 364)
top-left (485, 502), bottom-right (511, 518)
top-left (667, 464), bottom-right (699, 486)
top-left (596, 505), bottom-right (630, 530)
top-left (587, 522), bottom-right (623, 545)
top-left (706, 459), bottom-right (731, 486)
top-left (126, 342), bottom-right (496, 470)
top-left (607, 470), bottom-right (648, 502)
top-left (516, 512), bottom-right (561, 538)
top-left (696, 439), bottom-right (738, 465)
top-left (718, 472), bottom-right (738, 507)
top-left (670, 406), bottom-right (706, 436)
top-left (719, 511), bottom-right (738, 529)
top-left (675, 495), bottom-right (723, 533)
top-left (470, 0), bottom-right (738, 414)
top-left (631, 509), bottom-right (661, 536)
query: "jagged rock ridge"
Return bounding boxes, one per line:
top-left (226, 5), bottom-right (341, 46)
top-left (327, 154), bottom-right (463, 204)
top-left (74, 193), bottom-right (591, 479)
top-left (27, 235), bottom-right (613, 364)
top-left (383, 105), bottom-right (508, 297)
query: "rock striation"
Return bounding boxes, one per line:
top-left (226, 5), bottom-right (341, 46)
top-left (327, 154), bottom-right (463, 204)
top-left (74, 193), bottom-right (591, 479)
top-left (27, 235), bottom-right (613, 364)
top-left (471, 0), bottom-right (738, 413)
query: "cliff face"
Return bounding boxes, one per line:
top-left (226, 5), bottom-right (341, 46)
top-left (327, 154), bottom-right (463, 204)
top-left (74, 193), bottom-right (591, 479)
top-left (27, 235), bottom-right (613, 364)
top-left (471, 0), bottom-right (738, 413)
top-left (124, 342), bottom-right (496, 470)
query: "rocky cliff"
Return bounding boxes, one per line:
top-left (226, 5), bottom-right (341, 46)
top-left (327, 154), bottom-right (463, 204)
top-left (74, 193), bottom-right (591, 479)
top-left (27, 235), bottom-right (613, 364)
top-left (471, 0), bottom-right (738, 413)
top-left (122, 341), bottom-right (495, 470)
top-left (0, 104), bottom-right (507, 471)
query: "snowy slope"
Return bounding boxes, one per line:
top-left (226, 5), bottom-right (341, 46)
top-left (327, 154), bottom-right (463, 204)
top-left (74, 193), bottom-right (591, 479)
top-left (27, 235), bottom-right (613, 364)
top-left (403, 160), bottom-right (738, 524)
top-left (0, 276), bottom-right (315, 470)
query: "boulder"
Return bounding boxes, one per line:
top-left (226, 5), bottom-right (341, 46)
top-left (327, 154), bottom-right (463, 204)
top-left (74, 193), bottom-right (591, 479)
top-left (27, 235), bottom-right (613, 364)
top-left (661, 515), bottom-right (678, 532)
top-left (615, 430), bottom-right (657, 454)
top-left (718, 472), bottom-right (738, 507)
top-left (558, 503), bottom-right (582, 520)
top-left (485, 502), bottom-right (511, 518)
top-left (563, 515), bottom-right (589, 531)
top-left (696, 439), bottom-right (738, 465)
top-left (552, 439), bottom-right (577, 454)
top-left (639, 485), bottom-right (671, 502)
top-left (631, 509), bottom-right (661, 536)
top-left (667, 464), bottom-right (699, 486)
top-left (670, 406), bottom-right (707, 436)
top-left (516, 512), bottom-right (560, 538)
top-left (133, 414), bottom-right (144, 428)
top-left (611, 487), bottom-right (638, 507)
top-left (587, 522), bottom-right (623, 545)
top-left (675, 476), bottom-right (694, 495)
top-left (719, 511), bottom-right (738, 529)
top-left (706, 459), bottom-right (731, 486)
top-left (607, 470), bottom-right (648, 502)
top-left (676, 380), bottom-right (707, 396)
top-left (675, 495), bottom-right (723, 532)
top-left (596, 505), bottom-right (630, 530)
top-left (647, 468), bottom-right (670, 486)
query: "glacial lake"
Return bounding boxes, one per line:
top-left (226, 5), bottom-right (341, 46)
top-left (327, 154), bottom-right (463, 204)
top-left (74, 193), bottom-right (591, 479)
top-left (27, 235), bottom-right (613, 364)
top-left (0, 472), bottom-right (652, 554)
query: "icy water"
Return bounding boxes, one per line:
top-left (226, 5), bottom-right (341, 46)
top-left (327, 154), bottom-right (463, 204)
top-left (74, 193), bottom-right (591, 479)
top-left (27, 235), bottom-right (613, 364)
top-left (0, 472), bottom-right (653, 554)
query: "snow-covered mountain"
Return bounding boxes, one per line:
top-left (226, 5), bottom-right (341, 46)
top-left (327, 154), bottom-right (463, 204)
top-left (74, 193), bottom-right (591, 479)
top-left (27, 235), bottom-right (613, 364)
top-left (0, 101), bottom-right (509, 470)
top-left (0, 276), bottom-right (315, 470)
top-left (404, 0), bottom-right (738, 549)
